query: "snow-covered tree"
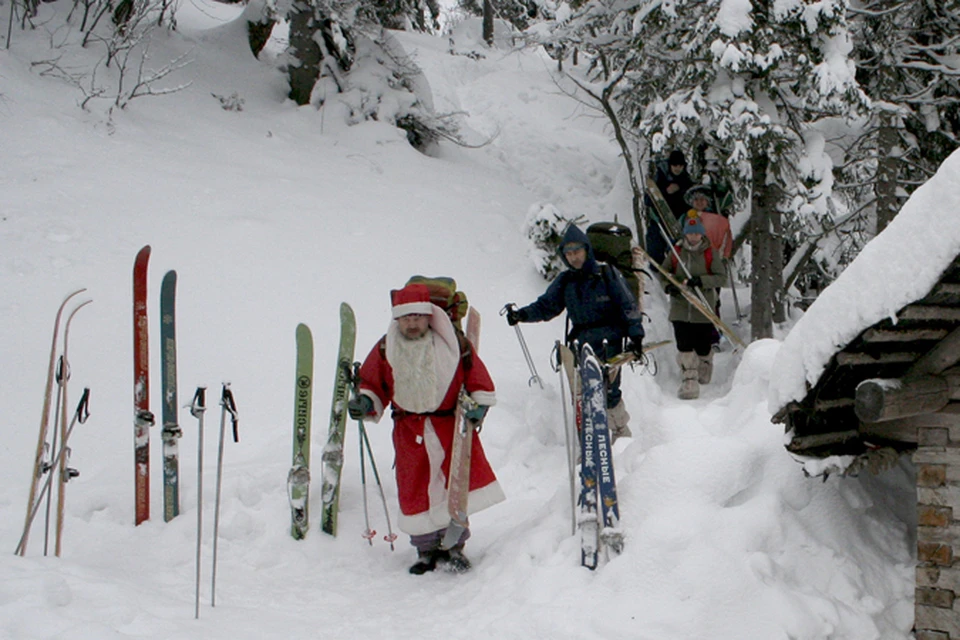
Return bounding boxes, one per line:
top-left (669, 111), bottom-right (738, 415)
top-left (847, 0), bottom-right (960, 234)
top-left (611, 0), bottom-right (868, 339)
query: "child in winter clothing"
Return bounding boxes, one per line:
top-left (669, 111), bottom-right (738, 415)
top-left (660, 216), bottom-right (727, 399)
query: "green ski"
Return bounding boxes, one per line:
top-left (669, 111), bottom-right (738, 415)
top-left (288, 323), bottom-right (314, 540)
top-left (645, 176), bottom-right (683, 240)
top-left (320, 303), bottom-right (356, 536)
top-left (161, 270), bottom-right (181, 522)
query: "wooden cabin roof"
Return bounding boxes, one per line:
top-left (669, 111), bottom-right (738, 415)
top-left (773, 256), bottom-right (960, 460)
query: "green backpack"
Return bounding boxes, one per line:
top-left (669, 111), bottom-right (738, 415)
top-left (405, 275), bottom-right (469, 331)
top-left (586, 222), bottom-right (641, 303)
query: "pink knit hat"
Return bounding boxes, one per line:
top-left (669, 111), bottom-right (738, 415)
top-left (391, 283), bottom-right (434, 318)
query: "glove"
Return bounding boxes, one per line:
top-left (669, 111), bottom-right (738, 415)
top-left (664, 283), bottom-right (680, 297)
top-left (506, 306), bottom-right (527, 326)
top-left (347, 395), bottom-right (373, 420)
top-left (686, 276), bottom-right (702, 289)
top-left (465, 404), bottom-right (489, 427)
top-left (627, 337), bottom-right (643, 357)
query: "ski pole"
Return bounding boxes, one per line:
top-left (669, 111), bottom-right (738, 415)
top-left (727, 261), bottom-right (744, 324)
top-left (212, 384), bottom-right (238, 608)
top-left (189, 387), bottom-right (206, 620)
top-left (501, 304), bottom-right (544, 389)
top-left (348, 363), bottom-right (396, 550)
top-left (552, 342), bottom-right (577, 536)
top-left (15, 388), bottom-right (90, 556)
top-left (358, 422), bottom-right (397, 550)
top-left (358, 411), bottom-right (374, 546)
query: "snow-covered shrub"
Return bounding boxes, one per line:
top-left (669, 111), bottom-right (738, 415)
top-left (522, 203), bottom-right (582, 280)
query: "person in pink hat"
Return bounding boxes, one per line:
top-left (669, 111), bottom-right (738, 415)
top-left (348, 283), bottom-right (503, 574)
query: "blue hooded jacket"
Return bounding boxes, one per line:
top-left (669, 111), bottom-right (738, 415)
top-left (519, 225), bottom-right (644, 360)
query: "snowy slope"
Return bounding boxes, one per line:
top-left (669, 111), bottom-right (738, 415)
top-left (1, 3), bottom-right (915, 639)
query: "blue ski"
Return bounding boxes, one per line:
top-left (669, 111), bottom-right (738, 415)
top-left (580, 343), bottom-right (622, 565)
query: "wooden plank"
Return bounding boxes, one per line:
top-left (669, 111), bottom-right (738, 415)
top-left (909, 327), bottom-right (960, 377)
top-left (899, 305), bottom-right (960, 322)
top-left (836, 351), bottom-right (919, 366)
top-left (863, 328), bottom-right (949, 343)
top-left (786, 430), bottom-right (859, 452)
top-left (855, 375), bottom-right (951, 423)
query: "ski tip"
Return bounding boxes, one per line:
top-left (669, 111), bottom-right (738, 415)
top-left (296, 322), bottom-right (312, 337)
top-left (162, 269), bottom-right (177, 283)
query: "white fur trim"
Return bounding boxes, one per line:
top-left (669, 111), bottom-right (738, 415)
top-left (392, 301), bottom-right (433, 318)
top-left (470, 390), bottom-right (496, 407)
top-left (398, 481), bottom-right (506, 535)
top-left (397, 417), bottom-right (505, 536)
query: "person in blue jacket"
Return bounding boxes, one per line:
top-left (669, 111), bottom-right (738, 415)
top-left (505, 224), bottom-right (644, 440)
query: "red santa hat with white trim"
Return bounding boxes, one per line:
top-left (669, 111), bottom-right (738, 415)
top-left (390, 283), bottom-right (434, 318)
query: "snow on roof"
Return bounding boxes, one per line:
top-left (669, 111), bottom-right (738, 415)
top-left (769, 147), bottom-right (960, 412)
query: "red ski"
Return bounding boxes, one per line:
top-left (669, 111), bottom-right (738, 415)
top-left (133, 246), bottom-right (154, 525)
top-left (440, 307), bottom-right (481, 550)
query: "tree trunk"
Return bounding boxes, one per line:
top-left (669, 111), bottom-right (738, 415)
top-left (770, 191), bottom-right (786, 324)
top-left (482, 0), bottom-right (494, 46)
top-left (875, 108), bottom-right (900, 234)
top-left (287, 0), bottom-right (323, 106)
top-left (750, 154), bottom-right (774, 340)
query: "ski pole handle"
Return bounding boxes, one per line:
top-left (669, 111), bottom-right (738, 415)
top-left (190, 387), bottom-right (207, 418)
top-left (221, 385), bottom-right (239, 443)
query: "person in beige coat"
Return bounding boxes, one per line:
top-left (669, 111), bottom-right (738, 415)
top-left (660, 216), bottom-right (727, 399)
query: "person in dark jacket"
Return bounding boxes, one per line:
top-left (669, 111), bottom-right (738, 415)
top-left (505, 224), bottom-right (645, 440)
top-left (645, 149), bottom-right (694, 264)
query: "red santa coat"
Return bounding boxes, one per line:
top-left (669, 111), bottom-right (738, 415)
top-left (356, 306), bottom-right (503, 536)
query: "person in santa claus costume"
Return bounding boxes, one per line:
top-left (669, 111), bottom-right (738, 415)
top-left (347, 283), bottom-right (504, 575)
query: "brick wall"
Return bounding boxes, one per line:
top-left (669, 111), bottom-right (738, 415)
top-left (915, 425), bottom-right (960, 639)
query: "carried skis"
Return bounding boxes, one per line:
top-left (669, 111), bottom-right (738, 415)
top-left (440, 307), bottom-right (481, 550)
top-left (18, 289), bottom-right (86, 556)
top-left (633, 243), bottom-right (745, 349)
top-left (288, 323), bottom-right (314, 540)
top-left (579, 343), bottom-right (622, 568)
top-left (133, 245), bottom-right (154, 526)
top-left (161, 270), bottom-right (181, 522)
top-left (645, 176), bottom-right (683, 240)
top-left (320, 303), bottom-right (357, 536)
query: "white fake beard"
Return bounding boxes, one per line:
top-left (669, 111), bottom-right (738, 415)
top-left (390, 330), bottom-right (441, 414)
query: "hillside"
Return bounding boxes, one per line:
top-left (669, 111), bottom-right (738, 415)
top-left (0, 3), bottom-right (915, 639)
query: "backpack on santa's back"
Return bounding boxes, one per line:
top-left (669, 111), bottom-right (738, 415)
top-left (405, 275), bottom-right (469, 332)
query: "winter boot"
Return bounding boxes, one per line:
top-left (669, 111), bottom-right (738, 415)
top-left (698, 351), bottom-right (714, 385)
top-left (677, 351), bottom-right (700, 400)
top-left (409, 549), bottom-right (447, 575)
top-left (441, 546), bottom-right (472, 574)
top-left (607, 401), bottom-right (632, 442)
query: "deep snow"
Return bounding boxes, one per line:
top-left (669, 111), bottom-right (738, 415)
top-left (0, 3), bottom-right (918, 638)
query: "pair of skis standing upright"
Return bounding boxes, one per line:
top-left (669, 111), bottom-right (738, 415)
top-left (556, 341), bottom-right (623, 570)
top-left (289, 303), bottom-right (481, 553)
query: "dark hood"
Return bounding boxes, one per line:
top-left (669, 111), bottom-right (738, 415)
top-left (557, 224), bottom-right (598, 273)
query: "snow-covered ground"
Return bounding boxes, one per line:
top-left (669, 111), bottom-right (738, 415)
top-left (0, 3), bottom-right (917, 638)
